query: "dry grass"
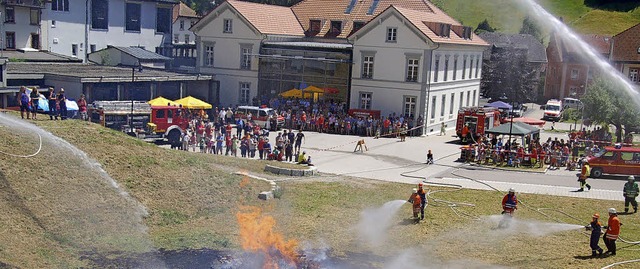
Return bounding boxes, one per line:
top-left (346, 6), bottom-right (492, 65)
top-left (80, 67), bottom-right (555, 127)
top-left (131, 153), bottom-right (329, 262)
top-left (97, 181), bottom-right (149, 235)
top-left (0, 113), bottom-right (638, 268)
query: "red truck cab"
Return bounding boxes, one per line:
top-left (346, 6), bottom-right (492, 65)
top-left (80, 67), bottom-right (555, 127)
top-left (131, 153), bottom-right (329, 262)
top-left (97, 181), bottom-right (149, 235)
top-left (147, 106), bottom-right (190, 144)
top-left (587, 146), bottom-right (640, 178)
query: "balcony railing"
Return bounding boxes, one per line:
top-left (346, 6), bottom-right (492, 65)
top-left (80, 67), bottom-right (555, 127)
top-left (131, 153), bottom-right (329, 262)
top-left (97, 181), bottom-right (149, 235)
top-left (3, 0), bottom-right (47, 8)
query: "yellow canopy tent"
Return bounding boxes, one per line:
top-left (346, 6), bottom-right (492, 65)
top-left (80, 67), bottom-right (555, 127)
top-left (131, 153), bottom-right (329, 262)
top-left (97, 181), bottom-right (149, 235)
top-left (148, 96), bottom-right (179, 107)
top-left (279, 88), bottom-right (303, 98)
top-left (174, 96), bottom-right (212, 109)
top-left (303, 85), bottom-right (324, 93)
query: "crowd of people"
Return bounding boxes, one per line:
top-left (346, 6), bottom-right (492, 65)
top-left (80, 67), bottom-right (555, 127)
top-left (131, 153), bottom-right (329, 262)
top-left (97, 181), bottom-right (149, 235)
top-left (17, 86), bottom-right (88, 121)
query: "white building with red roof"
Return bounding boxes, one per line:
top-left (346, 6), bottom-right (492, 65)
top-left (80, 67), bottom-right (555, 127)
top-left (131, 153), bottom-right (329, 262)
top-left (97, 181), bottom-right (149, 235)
top-left (192, 0), bottom-right (488, 134)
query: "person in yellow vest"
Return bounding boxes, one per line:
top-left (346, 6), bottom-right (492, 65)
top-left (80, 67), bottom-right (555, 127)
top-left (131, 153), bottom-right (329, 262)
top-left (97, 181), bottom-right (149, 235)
top-left (577, 161), bottom-right (591, 192)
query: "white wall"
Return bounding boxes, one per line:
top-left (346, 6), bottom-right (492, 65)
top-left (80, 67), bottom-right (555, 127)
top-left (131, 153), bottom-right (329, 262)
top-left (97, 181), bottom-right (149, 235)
top-left (350, 10), bottom-right (485, 134)
top-left (193, 4), bottom-right (261, 106)
top-left (42, 0), bottom-right (172, 62)
top-left (172, 17), bottom-right (198, 44)
top-left (44, 77), bottom-right (83, 100)
top-left (1, 5), bottom-right (41, 49)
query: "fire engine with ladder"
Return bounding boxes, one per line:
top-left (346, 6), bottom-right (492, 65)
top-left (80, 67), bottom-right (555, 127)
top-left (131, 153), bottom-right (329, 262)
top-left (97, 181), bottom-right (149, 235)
top-left (455, 106), bottom-right (502, 143)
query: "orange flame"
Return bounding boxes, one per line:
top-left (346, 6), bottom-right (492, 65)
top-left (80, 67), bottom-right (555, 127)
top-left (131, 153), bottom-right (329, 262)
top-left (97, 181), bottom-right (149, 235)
top-left (236, 206), bottom-right (298, 268)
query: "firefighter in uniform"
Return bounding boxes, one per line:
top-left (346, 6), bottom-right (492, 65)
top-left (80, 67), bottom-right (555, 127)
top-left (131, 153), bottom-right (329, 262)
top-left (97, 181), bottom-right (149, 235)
top-left (623, 175), bottom-right (639, 213)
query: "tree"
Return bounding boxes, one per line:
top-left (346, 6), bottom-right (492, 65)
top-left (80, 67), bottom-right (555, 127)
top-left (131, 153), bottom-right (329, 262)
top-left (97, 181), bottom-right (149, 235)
top-left (480, 47), bottom-right (538, 104)
top-left (474, 19), bottom-right (495, 34)
top-left (182, 0), bottom-right (215, 15)
top-left (581, 78), bottom-right (640, 142)
top-left (519, 16), bottom-right (542, 42)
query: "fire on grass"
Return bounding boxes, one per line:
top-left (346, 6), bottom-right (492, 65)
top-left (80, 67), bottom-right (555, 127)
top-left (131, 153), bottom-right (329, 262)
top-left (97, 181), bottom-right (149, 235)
top-left (236, 205), bottom-right (299, 269)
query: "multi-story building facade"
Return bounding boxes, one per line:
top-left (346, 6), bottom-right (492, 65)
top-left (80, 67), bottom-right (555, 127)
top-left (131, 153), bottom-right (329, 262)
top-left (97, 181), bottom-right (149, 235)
top-left (40, 0), bottom-right (177, 62)
top-left (192, 0), bottom-right (487, 134)
top-left (191, 0), bottom-right (305, 106)
top-left (172, 1), bottom-right (198, 46)
top-left (1, 0), bottom-right (45, 50)
top-left (544, 33), bottom-right (611, 100)
top-left (611, 23), bottom-right (640, 86)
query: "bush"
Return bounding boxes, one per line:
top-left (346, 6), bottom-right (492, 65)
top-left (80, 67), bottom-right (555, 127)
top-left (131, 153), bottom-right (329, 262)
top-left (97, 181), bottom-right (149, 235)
top-left (562, 108), bottom-right (580, 122)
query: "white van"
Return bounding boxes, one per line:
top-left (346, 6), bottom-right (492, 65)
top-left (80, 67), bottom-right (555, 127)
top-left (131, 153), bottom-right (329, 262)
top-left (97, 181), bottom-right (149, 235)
top-left (235, 106), bottom-right (284, 130)
top-left (543, 99), bottom-right (563, 121)
top-left (562, 97), bottom-right (582, 109)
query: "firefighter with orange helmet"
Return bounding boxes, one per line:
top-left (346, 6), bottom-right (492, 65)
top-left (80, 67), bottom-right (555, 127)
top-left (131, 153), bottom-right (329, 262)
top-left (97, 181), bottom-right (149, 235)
top-left (417, 183), bottom-right (427, 220)
top-left (408, 188), bottom-right (422, 223)
top-left (585, 213), bottom-right (604, 256)
top-left (502, 188), bottom-right (518, 215)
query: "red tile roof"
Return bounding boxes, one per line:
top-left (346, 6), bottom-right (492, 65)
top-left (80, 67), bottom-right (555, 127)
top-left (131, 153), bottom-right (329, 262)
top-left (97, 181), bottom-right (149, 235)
top-left (225, 0), bottom-right (305, 36)
top-left (611, 23), bottom-right (640, 62)
top-left (291, 0), bottom-right (436, 39)
top-left (393, 6), bottom-right (488, 46)
top-left (173, 2), bottom-right (199, 22)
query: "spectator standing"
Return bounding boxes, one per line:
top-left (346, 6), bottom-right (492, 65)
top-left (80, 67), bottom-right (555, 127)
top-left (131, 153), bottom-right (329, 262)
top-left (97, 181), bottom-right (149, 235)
top-left (77, 94), bottom-right (88, 121)
top-left (18, 86), bottom-right (30, 119)
top-left (295, 130), bottom-right (305, 153)
top-left (57, 88), bottom-right (67, 120)
top-left (47, 87), bottom-right (57, 120)
top-left (29, 87), bottom-right (39, 120)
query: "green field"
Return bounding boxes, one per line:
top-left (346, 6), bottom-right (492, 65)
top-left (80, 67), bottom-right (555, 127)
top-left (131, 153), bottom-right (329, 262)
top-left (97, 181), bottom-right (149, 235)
top-left (432, 0), bottom-right (640, 36)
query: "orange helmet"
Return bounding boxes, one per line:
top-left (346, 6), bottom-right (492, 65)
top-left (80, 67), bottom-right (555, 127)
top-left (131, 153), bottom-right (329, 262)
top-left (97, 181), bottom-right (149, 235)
top-left (593, 213), bottom-right (600, 219)
top-left (418, 183), bottom-right (423, 187)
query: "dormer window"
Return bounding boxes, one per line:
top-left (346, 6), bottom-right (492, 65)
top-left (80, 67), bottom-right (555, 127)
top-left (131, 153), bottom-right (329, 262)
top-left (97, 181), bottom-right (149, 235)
top-left (353, 21), bottom-right (365, 33)
top-left (439, 23), bottom-right (451, 38)
top-left (310, 20), bottom-right (321, 33)
top-left (325, 20), bottom-right (342, 37)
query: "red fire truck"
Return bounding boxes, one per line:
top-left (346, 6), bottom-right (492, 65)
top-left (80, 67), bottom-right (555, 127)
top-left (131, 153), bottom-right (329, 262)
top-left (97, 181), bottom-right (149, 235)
top-left (90, 101), bottom-right (189, 145)
top-left (145, 106), bottom-right (190, 145)
top-left (455, 107), bottom-right (502, 143)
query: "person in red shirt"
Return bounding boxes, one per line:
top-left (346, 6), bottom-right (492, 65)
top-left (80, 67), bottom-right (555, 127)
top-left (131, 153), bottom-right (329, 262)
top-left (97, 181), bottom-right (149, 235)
top-left (383, 117), bottom-right (391, 135)
top-left (225, 123), bottom-right (233, 137)
top-left (257, 137), bottom-right (265, 160)
top-left (77, 94), bottom-right (88, 121)
top-left (317, 114), bottom-right (325, 133)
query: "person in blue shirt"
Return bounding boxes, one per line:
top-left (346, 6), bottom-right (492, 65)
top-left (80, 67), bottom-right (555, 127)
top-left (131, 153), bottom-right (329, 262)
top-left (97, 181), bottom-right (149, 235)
top-left (585, 213), bottom-right (604, 257)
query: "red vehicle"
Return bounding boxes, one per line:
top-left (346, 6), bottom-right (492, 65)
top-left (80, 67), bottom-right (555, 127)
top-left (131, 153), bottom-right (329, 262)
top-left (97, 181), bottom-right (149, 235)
top-left (587, 146), bottom-right (640, 178)
top-left (455, 107), bottom-right (502, 142)
top-left (146, 106), bottom-right (190, 145)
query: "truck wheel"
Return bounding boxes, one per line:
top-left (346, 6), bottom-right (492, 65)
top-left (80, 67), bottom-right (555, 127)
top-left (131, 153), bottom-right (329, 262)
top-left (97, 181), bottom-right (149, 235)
top-left (590, 168), bottom-right (603, 178)
top-left (167, 129), bottom-right (181, 146)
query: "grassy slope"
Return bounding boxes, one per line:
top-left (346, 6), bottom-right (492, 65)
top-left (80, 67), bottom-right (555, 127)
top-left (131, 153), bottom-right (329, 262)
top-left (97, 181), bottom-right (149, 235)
top-left (433, 0), bottom-right (640, 35)
top-left (0, 114), bottom-right (638, 268)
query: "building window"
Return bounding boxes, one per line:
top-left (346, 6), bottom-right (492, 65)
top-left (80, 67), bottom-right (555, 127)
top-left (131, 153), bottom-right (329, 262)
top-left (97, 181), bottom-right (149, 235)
top-left (466, 90), bottom-right (470, 106)
top-left (459, 91), bottom-right (464, 109)
top-left (184, 34), bottom-right (190, 44)
top-left (468, 56), bottom-right (474, 79)
top-left (404, 96), bottom-right (416, 118)
top-left (180, 20), bottom-right (185, 31)
top-left (204, 43), bottom-right (214, 66)
top-left (453, 55), bottom-right (458, 81)
top-left (5, 7), bottom-right (14, 23)
top-left (223, 19), bottom-right (233, 33)
top-left (359, 92), bottom-right (372, 110)
top-left (309, 19), bottom-right (321, 33)
top-left (407, 59), bottom-right (419, 82)
top-left (156, 6), bottom-right (171, 34)
top-left (430, 96), bottom-right (437, 119)
top-left (240, 46), bottom-right (252, 70)
top-left (125, 3), bottom-right (141, 32)
top-left (353, 21), bottom-right (365, 33)
top-left (174, 34), bottom-right (179, 43)
top-left (5, 32), bottom-right (15, 49)
top-left (30, 9), bottom-right (40, 25)
top-left (472, 90), bottom-right (477, 105)
top-left (362, 55), bottom-right (374, 79)
top-left (71, 44), bottom-right (78, 57)
top-left (475, 57), bottom-right (480, 78)
top-left (440, 95), bottom-right (446, 117)
top-left (462, 56), bottom-right (467, 79)
top-left (239, 82), bottom-right (250, 105)
top-left (91, 0), bottom-right (108, 29)
top-left (630, 68), bottom-right (639, 83)
top-left (443, 55), bottom-right (449, 81)
top-left (329, 21), bottom-right (342, 36)
top-left (587, 69), bottom-right (594, 80)
top-left (450, 93), bottom-right (455, 115)
top-left (31, 33), bottom-right (39, 49)
top-left (52, 0), bottom-right (69, 11)
top-left (571, 69), bottom-right (579, 80)
top-left (386, 27), bottom-right (397, 42)
top-left (434, 56), bottom-right (440, 82)
top-left (90, 44), bottom-right (96, 53)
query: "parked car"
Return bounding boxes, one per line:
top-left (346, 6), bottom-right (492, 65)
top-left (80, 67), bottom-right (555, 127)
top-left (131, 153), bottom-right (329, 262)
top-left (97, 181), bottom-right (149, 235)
top-left (562, 97), bottom-right (583, 109)
top-left (509, 103), bottom-right (527, 117)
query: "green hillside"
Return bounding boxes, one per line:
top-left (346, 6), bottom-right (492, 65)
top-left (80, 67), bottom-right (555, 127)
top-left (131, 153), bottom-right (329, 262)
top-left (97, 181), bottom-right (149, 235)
top-left (432, 0), bottom-right (640, 36)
